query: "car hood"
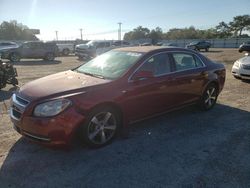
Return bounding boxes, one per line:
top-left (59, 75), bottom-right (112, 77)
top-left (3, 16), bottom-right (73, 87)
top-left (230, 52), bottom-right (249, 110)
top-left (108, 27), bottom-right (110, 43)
top-left (19, 70), bottom-right (110, 101)
top-left (239, 56), bottom-right (250, 65)
top-left (0, 46), bottom-right (19, 52)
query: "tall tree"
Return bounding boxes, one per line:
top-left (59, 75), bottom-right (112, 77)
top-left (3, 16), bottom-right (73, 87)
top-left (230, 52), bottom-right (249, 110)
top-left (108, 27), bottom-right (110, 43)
top-left (229, 15), bottom-right (250, 37)
top-left (215, 21), bottom-right (232, 38)
top-left (123, 26), bottom-right (150, 40)
top-left (163, 26), bottom-right (206, 39)
top-left (0, 20), bottom-right (38, 40)
top-left (149, 27), bottom-right (163, 44)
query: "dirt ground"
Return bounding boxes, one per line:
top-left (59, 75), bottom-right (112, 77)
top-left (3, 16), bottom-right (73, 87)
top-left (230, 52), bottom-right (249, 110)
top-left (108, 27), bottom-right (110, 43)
top-left (0, 49), bottom-right (249, 188)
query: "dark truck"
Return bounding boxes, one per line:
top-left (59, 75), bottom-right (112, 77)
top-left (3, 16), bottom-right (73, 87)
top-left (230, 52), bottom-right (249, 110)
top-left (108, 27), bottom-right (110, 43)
top-left (186, 41), bottom-right (211, 52)
top-left (0, 41), bottom-right (58, 62)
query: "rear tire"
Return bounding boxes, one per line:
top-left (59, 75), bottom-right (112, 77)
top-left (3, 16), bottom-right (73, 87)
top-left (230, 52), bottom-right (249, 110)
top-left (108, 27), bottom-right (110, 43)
top-left (199, 83), bottom-right (218, 110)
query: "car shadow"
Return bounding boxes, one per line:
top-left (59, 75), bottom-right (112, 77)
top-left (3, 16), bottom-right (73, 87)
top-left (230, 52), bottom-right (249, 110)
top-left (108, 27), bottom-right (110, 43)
top-left (242, 79), bottom-right (250, 83)
top-left (58, 54), bottom-right (76, 57)
top-left (0, 104), bottom-right (250, 187)
top-left (9, 60), bottom-right (62, 66)
top-left (0, 86), bottom-right (18, 102)
top-left (77, 57), bottom-right (88, 62)
top-left (207, 50), bottom-right (223, 53)
top-left (201, 50), bottom-right (223, 53)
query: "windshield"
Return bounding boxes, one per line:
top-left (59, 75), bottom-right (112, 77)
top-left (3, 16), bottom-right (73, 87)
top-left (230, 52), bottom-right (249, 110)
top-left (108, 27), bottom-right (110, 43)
top-left (86, 41), bottom-right (95, 47)
top-left (76, 50), bottom-right (142, 80)
top-left (190, 41), bottom-right (198, 45)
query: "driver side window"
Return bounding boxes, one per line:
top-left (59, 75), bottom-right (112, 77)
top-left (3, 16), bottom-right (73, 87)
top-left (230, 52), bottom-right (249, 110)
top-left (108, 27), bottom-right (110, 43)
top-left (138, 53), bottom-right (171, 76)
top-left (23, 43), bottom-right (31, 48)
top-left (96, 42), bottom-right (106, 49)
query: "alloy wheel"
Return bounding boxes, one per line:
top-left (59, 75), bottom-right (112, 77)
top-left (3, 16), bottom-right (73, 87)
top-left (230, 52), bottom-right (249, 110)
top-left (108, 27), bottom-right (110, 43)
top-left (204, 86), bottom-right (217, 109)
top-left (10, 53), bottom-right (20, 62)
top-left (46, 53), bottom-right (54, 61)
top-left (87, 112), bottom-right (117, 145)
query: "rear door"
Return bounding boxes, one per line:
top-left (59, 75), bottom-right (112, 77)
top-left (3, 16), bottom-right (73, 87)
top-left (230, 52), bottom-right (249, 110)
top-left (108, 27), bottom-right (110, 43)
top-left (168, 52), bottom-right (207, 106)
top-left (32, 42), bottom-right (45, 58)
top-left (20, 43), bottom-right (33, 58)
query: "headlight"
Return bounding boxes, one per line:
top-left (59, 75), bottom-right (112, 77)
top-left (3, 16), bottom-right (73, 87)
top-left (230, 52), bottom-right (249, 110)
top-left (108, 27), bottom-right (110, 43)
top-left (33, 99), bottom-right (71, 117)
top-left (234, 61), bottom-right (240, 68)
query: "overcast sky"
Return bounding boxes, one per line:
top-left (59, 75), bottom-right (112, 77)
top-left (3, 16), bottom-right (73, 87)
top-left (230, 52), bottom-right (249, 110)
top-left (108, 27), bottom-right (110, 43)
top-left (0, 0), bottom-right (250, 41)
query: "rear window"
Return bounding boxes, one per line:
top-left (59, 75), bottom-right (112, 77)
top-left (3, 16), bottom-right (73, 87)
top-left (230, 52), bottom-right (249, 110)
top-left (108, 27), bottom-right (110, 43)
top-left (172, 53), bottom-right (204, 71)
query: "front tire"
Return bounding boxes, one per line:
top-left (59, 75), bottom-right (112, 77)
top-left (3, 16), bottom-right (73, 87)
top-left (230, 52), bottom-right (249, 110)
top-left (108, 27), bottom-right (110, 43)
top-left (62, 49), bottom-right (70, 56)
top-left (233, 75), bottom-right (241, 80)
top-left (200, 84), bottom-right (218, 110)
top-left (44, 53), bottom-right (55, 61)
top-left (11, 78), bottom-right (18, 86)
top-left (9, 53), bottom-right (20, 62)
top-left (82, 107), bottom-right (121, 148)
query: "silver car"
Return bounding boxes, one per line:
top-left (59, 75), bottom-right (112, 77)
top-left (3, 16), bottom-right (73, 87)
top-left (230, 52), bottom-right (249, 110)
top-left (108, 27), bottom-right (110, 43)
top-left (232, 53), bottom-right (250, 80)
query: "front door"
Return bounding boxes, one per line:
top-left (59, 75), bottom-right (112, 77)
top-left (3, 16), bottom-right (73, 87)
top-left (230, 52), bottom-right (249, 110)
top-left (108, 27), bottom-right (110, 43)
top-left (124, 52), bottom-right (175, 122)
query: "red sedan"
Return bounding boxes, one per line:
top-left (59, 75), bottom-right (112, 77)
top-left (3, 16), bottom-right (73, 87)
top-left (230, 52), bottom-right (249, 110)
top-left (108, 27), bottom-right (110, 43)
top-left (10, 47), bottom-right (226, 147)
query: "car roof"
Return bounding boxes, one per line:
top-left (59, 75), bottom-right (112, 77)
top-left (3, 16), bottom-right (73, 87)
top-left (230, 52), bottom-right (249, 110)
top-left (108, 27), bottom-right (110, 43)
top-left (114, 46), bottom-right (193, 53)
top-left (23, 41), bottom-right (43, 44)
top-left (91, 40), bottom-right (112, 43)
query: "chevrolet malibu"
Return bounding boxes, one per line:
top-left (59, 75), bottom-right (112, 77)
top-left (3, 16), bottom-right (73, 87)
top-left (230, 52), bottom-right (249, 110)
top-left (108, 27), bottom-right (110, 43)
top-left (10, 47), bottom-right (226, 148)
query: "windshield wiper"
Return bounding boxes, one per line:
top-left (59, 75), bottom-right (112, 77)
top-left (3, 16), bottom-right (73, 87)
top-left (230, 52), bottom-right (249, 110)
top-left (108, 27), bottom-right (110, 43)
top-left (82, 72), bottom-right (106, 79)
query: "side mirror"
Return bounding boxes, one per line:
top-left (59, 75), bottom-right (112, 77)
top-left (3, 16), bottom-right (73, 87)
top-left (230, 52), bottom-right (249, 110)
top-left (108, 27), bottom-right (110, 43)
top-left (133, 70), bottom-right (154, 81)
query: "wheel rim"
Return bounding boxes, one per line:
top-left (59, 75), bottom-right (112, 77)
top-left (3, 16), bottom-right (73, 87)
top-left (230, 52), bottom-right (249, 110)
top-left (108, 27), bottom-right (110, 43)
top-left (204, 87), bottom-right (217, 108)
top-left (47, 53), bottom-right (53, 60)
top-left (12, 54), bottom-right (18, 61)
top-left (63, 49), bottom-right (69, 55)
top-left (87, 112), bottom-right (117, 145)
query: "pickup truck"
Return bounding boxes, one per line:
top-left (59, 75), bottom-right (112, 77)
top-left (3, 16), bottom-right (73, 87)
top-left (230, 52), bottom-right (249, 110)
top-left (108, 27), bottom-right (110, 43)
top-left (75, 40), bottom-right (114, 60)
top-left (186, 41), bottom-right (211, 52)
top-left (56, 43), bottom-right (75, 56)
top-left (0, 41), bottom-right (58, 62)
top-left (75, 40), bottom-right (130, 60)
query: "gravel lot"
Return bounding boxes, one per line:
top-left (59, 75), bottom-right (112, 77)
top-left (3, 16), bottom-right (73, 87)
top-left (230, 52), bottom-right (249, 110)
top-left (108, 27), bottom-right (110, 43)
top-left (0, 49), bottom-right (249, 188)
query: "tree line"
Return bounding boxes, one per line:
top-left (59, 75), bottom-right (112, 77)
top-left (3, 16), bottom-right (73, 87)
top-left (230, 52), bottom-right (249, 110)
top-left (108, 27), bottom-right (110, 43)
top-left (124, 15), bottom-right (250, 43)
top-left (0, 20), bottom-right (38, 41)
top-left (0, 15), bottom-right (249, 42)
